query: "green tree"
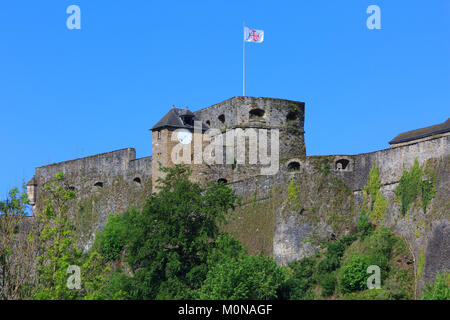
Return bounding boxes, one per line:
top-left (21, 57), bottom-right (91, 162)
top-left (0, 185), bottom-right (31, 299)
top-left (107, 164), bottom-right (238, 299)
top-left (32, 172), bottom-right (82, 300)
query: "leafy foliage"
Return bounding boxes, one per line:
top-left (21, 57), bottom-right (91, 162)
top-left (95, 211), bottom-right (133, 261)
top-left (363, 163), bottom-right (381, 211)
top-left (32, 172), bottom-right (82, 299)
top-left (280, 257), bottom-right (318, 300)
top-left (339, 255), bottom-right (370, 293)
top-left (394, 159), bottom-right (436, 215)
top-left (320, 273), bottom-right (336, 297)
top-left (197, 254), bottom-right (285, 300)
top-left (0, 185), bottom-right (31, 299)
top-left (98, 164), bottom-right (239, 299)
top-left (422, 272), bottom-right (450, 300)
top-left (357, 209), bottom-right (375, 238)
top-left (286, 178), bottom-right (301, 206)
top-left (361, 163), bottom-right (388, 224)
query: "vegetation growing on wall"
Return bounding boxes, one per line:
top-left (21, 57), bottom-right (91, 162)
top-left (362, 163), bottom-right (388, 224)
top-left (286, 178), bottom-right (301, 206)
top-left (394, 159), bottom-right (436, 215)
top-left (278, 225), bottom-right (414, 300)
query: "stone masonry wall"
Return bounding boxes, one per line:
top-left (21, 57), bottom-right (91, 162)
top-left (31, 148), bottom-right (153, 250)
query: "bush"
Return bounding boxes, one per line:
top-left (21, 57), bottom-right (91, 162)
top-left (327, 241), bottom-right (346, 260)
top-left (290, 256), bottom-right (317, 280)
top-left (197, 254), bottom-right (286, 300)
top-left (339, 255), bottom-right (370, 293)
top-left (281, 257), bottom-right (318, 300)
top-left (368, 226), bottom-right (396, 258)
top-left (320, 273), bottom-right (336, 297)
top-left (357, 210), bottom-right (375, 238)
top-left (279, 278), bottom-right (315, 300)
top-left (339, 234), bottom-right (357, 247)
top-left (96, 212), bottom-right (132, 261)
top-left (422, 272), bottom-right (450, 300)
top-left (318, 234), bottom-right (357, 275)
top-left (317, 256), bottom-right (340, 274)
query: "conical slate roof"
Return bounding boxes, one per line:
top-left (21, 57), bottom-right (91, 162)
top-left (151, 107), bottom-right (207, 131)
top-left (389, 118), bottom-right (450, 145)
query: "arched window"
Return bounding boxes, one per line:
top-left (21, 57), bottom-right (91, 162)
top-left (217, 178), bottom-right (228, 184)
top-left (206, 120), bottom-right (211, 126)
top-left (94, 182), bottom-right (103, 188)
top-left (335, 159), bottom-right (350, 171)
top-left (133, 177), bottom-right (141, 185)
top-left (287, 161), bottom-right (300, 172)
top-left (218, 114), bottom-right (225, 124)
top-left (249, 108), bottom-right (265, 120)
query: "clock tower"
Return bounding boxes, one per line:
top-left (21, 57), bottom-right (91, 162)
top-left (151, 106), bottom-right (207, 191)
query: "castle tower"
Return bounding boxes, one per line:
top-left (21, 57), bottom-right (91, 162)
top-left (151, 106), bottom-right (207, 191)
top-left (151, 97), bottom-right (306, 191)
top-left (193, 97), bottom-right (306, 178)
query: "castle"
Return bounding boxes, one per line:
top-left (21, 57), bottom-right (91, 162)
top-left (26, 96), bottom-right (450, 286)
top-left (27, 96), bottom-right (306, 214)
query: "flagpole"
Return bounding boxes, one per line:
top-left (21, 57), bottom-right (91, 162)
top-left (243, 22), bottom-right (245, 97)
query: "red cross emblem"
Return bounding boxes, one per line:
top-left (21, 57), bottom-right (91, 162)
top-left (249, 30), bottom-right (260, 41)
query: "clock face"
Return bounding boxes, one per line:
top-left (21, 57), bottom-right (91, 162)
top-left (177, 129), bottom-right (192, 145)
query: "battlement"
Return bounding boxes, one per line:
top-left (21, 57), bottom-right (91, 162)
top-left (194, 96), bottom-right (305, 131)
top-left (35, 148), bottom-right (137, 180)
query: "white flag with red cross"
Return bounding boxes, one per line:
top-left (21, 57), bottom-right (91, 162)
top-left (244, 26), bottom-right (264, 43)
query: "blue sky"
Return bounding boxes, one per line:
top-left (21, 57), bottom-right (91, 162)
top-left (1, 0), bottom-right (449, 195)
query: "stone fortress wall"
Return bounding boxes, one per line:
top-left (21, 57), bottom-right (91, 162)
top-left (29, 148), bottom-right (152, 211)
top-left (225, 135), bottom-right (449, 205)
top-left (28, 148), bottom-right (153, 246)
top-left (27, 96), bottom-right (449, 284)
top-left (28, 96), bottom-right (306, 227)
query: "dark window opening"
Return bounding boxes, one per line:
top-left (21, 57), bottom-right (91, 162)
top-left (181, 115), bottom-right (194, 126)
top-left (287, 111), bottom-right (299, 122)
top-left (249, 108), bottom-right (265, 120)
top-left (206, 120), bottom-right (211, 126)
top-left (287, 161), bottom-right (300, 172)
top-left (218, 114), bottom-right (225, 124)
top-left (133, 177), bottom-right (141, 185)
top-left (335, 159), bottom-right (350, 171)
top-left (94, 182), bottom-right (103, 188)
top-left (217, 178), bottom-right (227, 184)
